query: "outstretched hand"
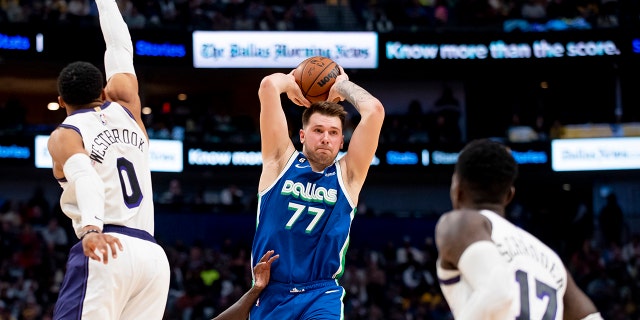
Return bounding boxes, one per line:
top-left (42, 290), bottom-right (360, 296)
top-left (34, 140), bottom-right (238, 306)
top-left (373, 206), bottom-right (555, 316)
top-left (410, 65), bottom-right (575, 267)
top-left (253, 250), bottom-right (279, 290)
top-left (327, 66), bottom-right (349, 103)
top-left (82, 233), bottom-right (123, 264)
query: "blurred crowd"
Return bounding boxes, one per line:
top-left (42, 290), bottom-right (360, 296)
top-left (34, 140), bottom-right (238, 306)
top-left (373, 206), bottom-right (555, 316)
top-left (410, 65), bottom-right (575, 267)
top-left (143, 98), bottom-right (466, 147)
top-left (0, 0), bottom-right (635, 33)
top-left (0, 186), bottom-right (639, 319)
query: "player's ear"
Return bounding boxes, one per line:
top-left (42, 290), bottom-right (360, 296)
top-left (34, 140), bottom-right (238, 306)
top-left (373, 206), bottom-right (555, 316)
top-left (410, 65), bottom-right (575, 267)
top-left (58, 96), bottom-right (66, 109)
top-left (505, 186), bottom-right (516, 206)
top-left (449, 174), bottom-right (459, 208)
top-left (299, 128), bottom-right (305, 143)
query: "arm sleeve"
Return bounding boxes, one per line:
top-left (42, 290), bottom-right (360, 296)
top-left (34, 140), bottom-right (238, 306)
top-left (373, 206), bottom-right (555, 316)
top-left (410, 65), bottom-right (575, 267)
top-left (63, 153), bottom-right (105, 237)
top-left (96, 0), bottom-right (135, 80)
top-left (456, 241), bottom-right (517, 320)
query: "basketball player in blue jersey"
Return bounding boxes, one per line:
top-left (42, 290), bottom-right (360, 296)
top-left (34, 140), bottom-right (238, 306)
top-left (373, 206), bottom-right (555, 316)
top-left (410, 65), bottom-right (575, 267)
top-left (48, 0), bottom-right (170, 318)
top-left (249, 67), bottom-right (385, 319)
top-left (435, 139), bottom-right (602, 319)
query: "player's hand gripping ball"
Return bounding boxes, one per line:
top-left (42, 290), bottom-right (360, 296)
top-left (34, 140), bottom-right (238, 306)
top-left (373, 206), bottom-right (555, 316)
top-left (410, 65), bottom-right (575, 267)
top-left (294, 56), bottom-right (340, 104)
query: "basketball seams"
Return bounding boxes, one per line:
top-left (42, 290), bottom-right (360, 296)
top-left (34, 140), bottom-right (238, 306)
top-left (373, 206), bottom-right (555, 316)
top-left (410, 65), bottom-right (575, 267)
top-left (306, 61), bottom-right (336, 98)
top-left (294, 56), bottom-right (339, 103)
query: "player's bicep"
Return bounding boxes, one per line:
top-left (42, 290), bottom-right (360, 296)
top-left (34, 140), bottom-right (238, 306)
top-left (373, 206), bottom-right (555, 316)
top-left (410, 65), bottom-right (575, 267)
top-left (258, 77), bottom-right (294, 163)
top-left (48, 129), bottom-right (86, 162)
top-left (343, 100), bottom-right (384, 184)
top-left (104, 73), bottom-right (141, 118)
top-left (48, 128), bottom-right (87, 177)
top-left (563, 270), bottom-right (600, 319)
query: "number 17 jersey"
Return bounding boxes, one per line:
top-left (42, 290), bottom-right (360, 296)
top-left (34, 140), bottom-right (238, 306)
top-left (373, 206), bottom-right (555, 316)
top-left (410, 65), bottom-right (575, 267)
top-left (438, 210), bottom-right (568, 319)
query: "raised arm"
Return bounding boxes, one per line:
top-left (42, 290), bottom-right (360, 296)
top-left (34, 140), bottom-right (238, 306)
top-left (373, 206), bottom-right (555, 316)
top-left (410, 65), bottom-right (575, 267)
top-left (212, 251), bottom-right (279, 320)
top-left (95, 0), bottom-right (143, 129)
top-left (329, 70), bottom-right (384, 197)
top-left (257, 72), bottom-right (309, 192)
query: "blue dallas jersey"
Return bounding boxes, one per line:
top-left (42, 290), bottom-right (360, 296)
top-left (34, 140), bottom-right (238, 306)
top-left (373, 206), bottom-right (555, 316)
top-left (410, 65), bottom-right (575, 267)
top-left (252, 151), bottom-right (356, 284)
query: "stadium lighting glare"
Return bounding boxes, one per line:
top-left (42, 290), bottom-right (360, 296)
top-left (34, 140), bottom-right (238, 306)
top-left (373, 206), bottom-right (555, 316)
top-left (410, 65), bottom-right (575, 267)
top-left (177, 93), bottom-right (187, 101)
top-left (142, 107), bottom-right (152, 115)
top-left (47, 102), bottom-right (59, 111)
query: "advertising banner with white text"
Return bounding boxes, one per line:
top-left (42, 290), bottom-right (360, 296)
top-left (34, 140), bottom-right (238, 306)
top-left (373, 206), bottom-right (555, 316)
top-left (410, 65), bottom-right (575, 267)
top-left (193, 31), bottom-right (378, 69)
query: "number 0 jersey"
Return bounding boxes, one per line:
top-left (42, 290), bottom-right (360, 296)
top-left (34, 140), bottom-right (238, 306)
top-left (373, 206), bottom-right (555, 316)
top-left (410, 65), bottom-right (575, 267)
top-left (57, 101), bottom-right (154, 238)
top-left (437, 210), bottom-right (568, 319)
top-left (251, 151), bottom-right (356, 284)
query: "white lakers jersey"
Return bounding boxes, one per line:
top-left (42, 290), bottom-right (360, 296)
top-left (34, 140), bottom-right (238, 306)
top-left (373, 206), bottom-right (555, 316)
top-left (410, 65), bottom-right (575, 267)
top-left (57, 101), bottom-right (155, 237)
top-left (437, 210), bottom-right (568, 319)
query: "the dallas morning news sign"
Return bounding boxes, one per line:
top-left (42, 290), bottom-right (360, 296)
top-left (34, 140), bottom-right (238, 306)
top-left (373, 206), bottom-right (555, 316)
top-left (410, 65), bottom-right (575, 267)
top-left (34, 135), bottom-right (184, 173)
top-left (192, 31), bottom-right (378, 69)
top-left (552, 137), bottom-right (640, 172)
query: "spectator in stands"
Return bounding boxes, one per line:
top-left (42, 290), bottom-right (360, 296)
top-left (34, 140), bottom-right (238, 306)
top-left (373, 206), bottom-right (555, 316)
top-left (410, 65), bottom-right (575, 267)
top-left (599, 192), bottom-right (625, 246)
top-left (219, 184), bottom-right (245, 213)
top-left (433, 0), bottom-right (450, 27)
top-left (160, 178), bottom-right (186, 210)
top-left (39, 217), bottom-right (68, 252)
top-left (285, 0), bottom-right (318, 30)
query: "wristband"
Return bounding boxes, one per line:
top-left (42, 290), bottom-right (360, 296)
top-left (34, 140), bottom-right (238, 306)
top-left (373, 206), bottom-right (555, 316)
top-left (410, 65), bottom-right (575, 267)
top-left (80, 229), bottom-right (101, 240)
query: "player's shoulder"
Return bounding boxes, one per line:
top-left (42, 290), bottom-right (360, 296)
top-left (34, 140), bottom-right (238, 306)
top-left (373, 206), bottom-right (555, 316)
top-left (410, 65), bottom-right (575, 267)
top-left (435, 209), bottom-right (493, 269)
top-left (436, 210), bottom-right (491, 244)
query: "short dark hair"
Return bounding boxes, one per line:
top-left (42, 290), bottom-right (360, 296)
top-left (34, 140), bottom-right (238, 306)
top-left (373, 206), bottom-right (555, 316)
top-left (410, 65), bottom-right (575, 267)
top-left (302, 101), bottom-right (347, 129)
top-left (57, 61), bottom-right (104, 106)
top-left (455, 139), bottom-right (518, 204)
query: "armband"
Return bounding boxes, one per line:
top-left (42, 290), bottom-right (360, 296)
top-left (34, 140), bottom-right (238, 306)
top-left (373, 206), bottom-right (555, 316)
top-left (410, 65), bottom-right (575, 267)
top-left (63, 153), bottom-right (105, 238)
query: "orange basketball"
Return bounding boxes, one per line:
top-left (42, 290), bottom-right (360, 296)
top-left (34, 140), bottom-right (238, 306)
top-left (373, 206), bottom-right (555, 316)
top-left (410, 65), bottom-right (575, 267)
top-left (294, 56), bottom-right (340, 103)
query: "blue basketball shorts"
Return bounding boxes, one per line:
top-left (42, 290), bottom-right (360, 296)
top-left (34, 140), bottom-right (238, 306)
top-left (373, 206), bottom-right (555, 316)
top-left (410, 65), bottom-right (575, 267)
top-left (250, 279), bottom-right (345, 320)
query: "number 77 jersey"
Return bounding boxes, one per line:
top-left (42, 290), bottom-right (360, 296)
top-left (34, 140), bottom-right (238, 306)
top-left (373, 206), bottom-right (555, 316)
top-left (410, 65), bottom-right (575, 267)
top-left (57, 101), bottom-right (155, 237)
top-left (438, 209), bottom-right (568, 319)
top-left (251, 151), bottom-right (356, 284)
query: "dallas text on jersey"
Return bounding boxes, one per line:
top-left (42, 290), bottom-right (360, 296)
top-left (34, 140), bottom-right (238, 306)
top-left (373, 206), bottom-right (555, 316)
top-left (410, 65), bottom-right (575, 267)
top-left (281, 180), bottom-right (338, 205)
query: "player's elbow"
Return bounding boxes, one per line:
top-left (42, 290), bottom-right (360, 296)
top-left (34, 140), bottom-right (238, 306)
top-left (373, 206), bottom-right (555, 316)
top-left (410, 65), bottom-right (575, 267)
top-left (362, 99), bottom-right (385, 122)
top-left (258, 76), bottom-right (279, 97)
top-left (372, 99), bottom-right (385, 118)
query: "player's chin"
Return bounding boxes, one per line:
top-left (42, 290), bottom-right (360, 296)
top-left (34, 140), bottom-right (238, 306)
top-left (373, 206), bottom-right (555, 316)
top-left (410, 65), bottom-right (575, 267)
top-left (315, 149), bottom-right (337, 162)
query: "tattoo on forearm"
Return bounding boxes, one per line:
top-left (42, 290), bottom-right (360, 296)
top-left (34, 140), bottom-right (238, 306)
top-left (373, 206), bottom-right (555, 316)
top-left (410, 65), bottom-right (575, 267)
top-left (336, 81), bottom-right (375, 109)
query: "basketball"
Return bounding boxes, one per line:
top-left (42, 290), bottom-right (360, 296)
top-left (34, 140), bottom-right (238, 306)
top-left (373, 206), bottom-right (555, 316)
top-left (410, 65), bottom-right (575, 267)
top-left (294, 56), bottom-right (340, 103)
